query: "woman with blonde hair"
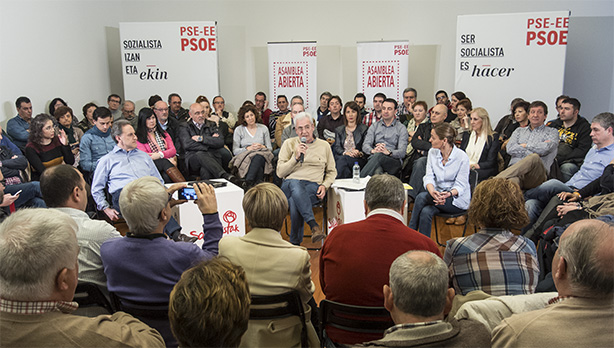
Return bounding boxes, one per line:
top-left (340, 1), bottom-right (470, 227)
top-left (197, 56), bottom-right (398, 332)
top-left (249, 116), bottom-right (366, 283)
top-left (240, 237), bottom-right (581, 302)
top-left (444, 178), bottom-right (538, 296)
top-left (459, 107), bottom-right (500, 181)
top-left (219, 183), bottom-right (320, 347)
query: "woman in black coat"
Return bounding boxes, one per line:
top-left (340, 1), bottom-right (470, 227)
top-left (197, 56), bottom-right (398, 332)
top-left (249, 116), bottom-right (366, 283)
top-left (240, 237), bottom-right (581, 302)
top-left (459, 107), bottom-right (501, 182)
top-left (332, 101), bottom-right (368, 178)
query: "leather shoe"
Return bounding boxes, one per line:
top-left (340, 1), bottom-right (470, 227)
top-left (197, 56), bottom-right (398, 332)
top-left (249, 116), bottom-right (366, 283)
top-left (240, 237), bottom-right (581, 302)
top-left (454, 215), bottom-right (467, 225)
top-left (311, 225), bottom-right (326, 243)
top-left (445, 217), bottom-right (457, 224)
top-left (221, 173), bottom-right (241, 187)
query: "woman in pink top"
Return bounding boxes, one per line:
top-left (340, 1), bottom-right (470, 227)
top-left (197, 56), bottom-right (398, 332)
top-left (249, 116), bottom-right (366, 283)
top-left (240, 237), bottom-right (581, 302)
top-left (136, 107), bottom-right (185, 183)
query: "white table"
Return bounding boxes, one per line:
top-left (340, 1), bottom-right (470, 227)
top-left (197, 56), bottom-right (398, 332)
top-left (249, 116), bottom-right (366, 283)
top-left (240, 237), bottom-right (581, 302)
top-left (326, 178), bottom-right (409, 233)
top-left (169, 179), bottom-right (245, 248)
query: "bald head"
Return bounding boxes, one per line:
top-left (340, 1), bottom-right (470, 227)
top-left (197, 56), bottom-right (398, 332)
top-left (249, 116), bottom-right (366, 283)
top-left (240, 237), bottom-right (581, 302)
top-left (190, 103), bottom-right (206, 124)
top-left (430, 104), bottom-right (448, 124)
top-left (556, 219), bottom-right (614, 298)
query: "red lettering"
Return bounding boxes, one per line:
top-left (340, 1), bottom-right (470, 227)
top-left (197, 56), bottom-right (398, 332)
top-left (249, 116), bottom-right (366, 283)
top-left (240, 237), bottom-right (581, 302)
top-left (526, 30), bottom-right (567, 46)
top-left (180, 38), bottom-right (216, 51)
top-left (189, 230), bottom-right (204, 240)
top-left (180, 27), bottom-right (186, 35)
top-left (527, 18), bottom-right (534, 29)
top-left (526, 31), bottom-right (536, 45)
top-left (559, 30), bottom-right (568, 45)
top-left (180, 38), bottom-right (189, 50)
top-left (203, 26), bottom-right (215, 36)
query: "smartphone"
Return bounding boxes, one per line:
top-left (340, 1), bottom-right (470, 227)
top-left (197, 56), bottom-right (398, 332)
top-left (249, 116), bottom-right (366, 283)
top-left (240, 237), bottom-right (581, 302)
top-left (12, 190), bottom-right (22, 197)
top-left (178, 187), bottom-right (197, 200)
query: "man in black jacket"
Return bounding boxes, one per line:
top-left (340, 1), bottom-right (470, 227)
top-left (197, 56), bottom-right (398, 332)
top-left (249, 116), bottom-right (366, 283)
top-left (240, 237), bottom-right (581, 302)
top-left (179, 103), bottom-right (236, 182)
top-left (546, 97), bottom-right (592, 181)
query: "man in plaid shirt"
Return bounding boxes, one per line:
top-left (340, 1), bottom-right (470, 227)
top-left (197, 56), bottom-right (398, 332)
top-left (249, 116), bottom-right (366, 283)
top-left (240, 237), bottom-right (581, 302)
top-left (362, 92), bottom-right (386, 128)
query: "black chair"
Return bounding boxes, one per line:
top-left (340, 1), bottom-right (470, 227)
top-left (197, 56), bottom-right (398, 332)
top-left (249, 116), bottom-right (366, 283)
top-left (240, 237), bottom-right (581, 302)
top-left (284, 198), bottom-right (328, 251)
top-left (72, 281), bottom-right (114, 315)
top-left (110, 292), bottom-right (176, 348)
top-left (432, 169), bottom-right (479, 247)
top-left (319, 299), bottom-right (393, 347)
top-left (249, 290), bottom-right (309, 348)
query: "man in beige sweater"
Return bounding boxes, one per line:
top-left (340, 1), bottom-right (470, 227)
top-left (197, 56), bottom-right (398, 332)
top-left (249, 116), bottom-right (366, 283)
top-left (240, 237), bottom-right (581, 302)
top-left (277, 112), bottom-right (337, 246)
top-left (491, 219), bottom-right (614, 347)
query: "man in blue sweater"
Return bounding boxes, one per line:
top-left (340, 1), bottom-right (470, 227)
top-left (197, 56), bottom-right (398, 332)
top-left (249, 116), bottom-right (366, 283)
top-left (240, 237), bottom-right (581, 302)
top-left (79, 107), bottom-right (115, 180)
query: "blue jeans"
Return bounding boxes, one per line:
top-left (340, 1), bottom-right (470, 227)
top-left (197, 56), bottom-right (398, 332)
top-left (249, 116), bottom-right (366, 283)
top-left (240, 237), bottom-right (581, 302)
top-left (409, 191), bottom-right (465, 238)
top-left (560, 162), bottom-right (579, 182)
top-left (281, 179), bottom-right (319, 245)
top-left (523, 179), bottom-right (573, 230)
top-left (5, 182), bottom-right (46, 209)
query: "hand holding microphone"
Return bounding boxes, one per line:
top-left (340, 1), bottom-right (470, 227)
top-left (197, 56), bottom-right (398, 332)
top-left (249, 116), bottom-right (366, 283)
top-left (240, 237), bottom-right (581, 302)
top-left (297, 137), bottom-right (307, 163)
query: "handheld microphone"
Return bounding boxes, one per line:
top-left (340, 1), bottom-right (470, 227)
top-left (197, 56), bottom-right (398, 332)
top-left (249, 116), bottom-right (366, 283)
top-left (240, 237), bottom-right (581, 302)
top-left (299, 137), bottom-right (307, 163)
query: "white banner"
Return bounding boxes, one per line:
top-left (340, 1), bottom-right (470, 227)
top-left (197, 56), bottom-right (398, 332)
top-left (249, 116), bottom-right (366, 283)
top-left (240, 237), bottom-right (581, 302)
top-left (120, 21), bottom-right (219, 107)
top-left (455, 11), bottom-right (569, 124)
top-left (357, 41), bottom-right (409, 109)
top-left (267, 42), bottom-right (317, 115)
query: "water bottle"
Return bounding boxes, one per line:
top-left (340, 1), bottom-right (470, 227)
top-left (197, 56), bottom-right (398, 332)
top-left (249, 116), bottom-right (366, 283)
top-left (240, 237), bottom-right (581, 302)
top-left (352, 162), bottom-right (360, 183)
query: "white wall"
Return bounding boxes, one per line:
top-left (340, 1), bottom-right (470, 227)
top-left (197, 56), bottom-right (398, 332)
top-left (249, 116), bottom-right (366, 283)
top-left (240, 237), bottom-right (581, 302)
top-left (1, 0), bottom-right (612, 125)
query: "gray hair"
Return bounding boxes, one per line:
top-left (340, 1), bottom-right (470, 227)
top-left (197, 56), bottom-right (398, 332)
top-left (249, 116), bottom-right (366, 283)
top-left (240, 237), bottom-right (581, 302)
top-left (364, 174), bottom-right (405, 211)
top-left (111, 119), bottom-right (131, 143)
top-left (0, 209), bottom-right (79, 301)
top-left (558, 220), bottom-right (614, 297)
top-left (119, 176), bottom-right (169, 235)
top-left (291, 95), bottom-right (304, 105)
top-left (293, 112), bottom-right (314, 125)
top-left (403, 87), bottom-right (417, 97)
top-left (592, 112), bottom-right (614, 133)
top-left (122, 100), bottom-right (135, 109)
top-left (389, 251), bottom-right (448, 317)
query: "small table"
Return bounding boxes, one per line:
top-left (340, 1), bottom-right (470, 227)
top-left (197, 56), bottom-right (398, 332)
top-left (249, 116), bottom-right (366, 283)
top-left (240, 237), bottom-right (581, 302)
top-left (169, 179), bottom-right (245, 248)
top-left (326, 178), bottom-right (409, 233)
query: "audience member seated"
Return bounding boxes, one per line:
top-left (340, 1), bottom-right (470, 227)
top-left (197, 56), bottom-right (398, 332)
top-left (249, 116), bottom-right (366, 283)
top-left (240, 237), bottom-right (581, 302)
top-left (168, 93), bottom-right (189, 122)
top-left (459, 107), bottom-right (501, 182)
top-left (220, 183), bottom-right (320, 347)
top-left (275, 96), bottom-right (303, 149)
top-left (254, 91), bottom-right (272, 126)
top-left (354, 92), bottom-right (369, 120)
top-left (0, 125), bottom-right (45, 209)
top-left (320, 174), bottom-right (440, 345)
top-left (361, 98), bottom-right (408, 177)
top-left (333, 101), bottom-right (368, 178)
top-left (136, 107), bottom-right (185, 183)
top-left (78, 102), bottom-right (97, 133)
top-left (54, 106), bottom-right (83, 164)
top-left (491, 219), bottom-right (614, 347)
top-left (281, 101), bottom-right (318, 146)
top-left (179, 103), bottom-right (237, 182)
top-left (79, 106), bottom-right (115, 178)
top-left (525, 159), bottom-right (614, 241)
top-left (169, 258), bottom-right (250, 348)
top-left (523, 112), bottom-right (614, 231)
top-left (268, 95), bottom-right (290, 144)
top-left (408, 103), bottom-right (448, 199)
top-left (362, 93), bottom-right (386, 128)
top-left (25, 113), bottom-right (74, 180)
top-left (450, 98), bottom-right (472, 142)
top-left (495, 101), bottom-right (559, 190)
top-left (0, 175), bottom-right (14, 222)
top-left (91, 120), bottom-right (165, 224)
top-left (547, 98), bottom-right (592, 181)
top-left (317, 95), bottom-right (344, 145)
top-left (446, 91), bottom-right (466, 123)
top-left (48, 97), bottom-right (68, 120)
top-left (396, 87), bottom-right (417, 123)
top-left (277, 113), bottom-right (336, 245)
top-left (106, 94), bottom-right (122, 120)
top-left (116, 100), bottom-right (138, 131)
top-left (201, 97), bottom-right (233, 167)
top-left (212, 95), bottom-right (237, 130)
top-left (0, 208), bottom-right (165, 347)
top-left (101, 179), bottom-right (222, 345)
top-left (230, 104), bottom-right (273, 189)
top-left (358, 251), bottom-right (491, 347)
top-left (495, 97), bottom-right (524, 144)
top-left (409, 123), bottom-right (470, 237)
top-left (444, 178), bottom-right (539, 296)
top-left (7, 96), bottom-right (33, 152)
top-left (400, 101), bottom-right (429, 181)
top-left (153, 100), bottom-right (183, 157)
top-left (316, 91), bottom-right (331, 121)
top-left (41, 164), bottom-right (120, 288)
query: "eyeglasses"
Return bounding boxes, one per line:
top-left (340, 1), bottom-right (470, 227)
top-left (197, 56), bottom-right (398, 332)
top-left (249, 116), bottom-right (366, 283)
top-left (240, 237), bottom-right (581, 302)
top-left (436, 96), bottom-right (446, 101)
